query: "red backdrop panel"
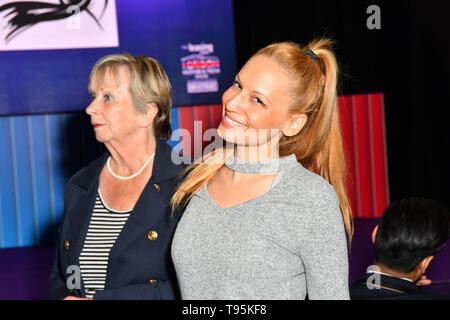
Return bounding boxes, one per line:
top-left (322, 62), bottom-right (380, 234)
top-left (368, 93), bottom-right (389, 218)
top-left (352, 94), bottom-right (375, 218)
top-left (338, 95), bottom-right (358, 218)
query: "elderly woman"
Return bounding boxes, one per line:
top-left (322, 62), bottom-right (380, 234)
top-left (48, 54), bottom-right (185, 300)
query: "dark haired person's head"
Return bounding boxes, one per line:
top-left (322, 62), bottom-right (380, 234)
top-left (372, 197), bottom-right (450, 280)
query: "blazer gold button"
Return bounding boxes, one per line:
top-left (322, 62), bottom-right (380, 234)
top-left (64, 240), bottom-right (70, 250)
top-left (148, 230), bottom-right (158, 241)
top-left (154, 183), bottom-right (160, 191)
top-left (148, 279), bottom-right (158, 284)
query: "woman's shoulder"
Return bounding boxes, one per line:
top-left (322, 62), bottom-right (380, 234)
top-left (277, 162), bottom-right (339, 207)
top-left (283, 163), bottom-right (336, 197)
top-left (153, 138), bottom-right (188, 181)
top-left (276, 164), bottom-right (343, 232)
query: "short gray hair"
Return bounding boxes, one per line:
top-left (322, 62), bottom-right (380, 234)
top-left (89, 53), bottom-right (173, 140)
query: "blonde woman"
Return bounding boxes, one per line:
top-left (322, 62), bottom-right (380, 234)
top-left (48, 54), bottom-right (185, 300)
top-left (171, 39), bottom-right (352, 300)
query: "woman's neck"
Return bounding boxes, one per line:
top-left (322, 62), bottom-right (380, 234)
top-left (234, 139), bottom-right (280, 162)
top-left (105, 133), bottom-right (156, 175)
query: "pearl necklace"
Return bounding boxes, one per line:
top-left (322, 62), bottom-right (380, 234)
top-left (107, 153), bottom-right (155, 180)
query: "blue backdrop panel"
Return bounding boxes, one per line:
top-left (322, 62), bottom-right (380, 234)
top-left (0, 113), bottom-right (88, 247)
top-left (0, 117), bottom-right (20, 247)
top-left (11, 116), bottom-right (36, 246)
top-left (0, 0), bottom-right (236, 116)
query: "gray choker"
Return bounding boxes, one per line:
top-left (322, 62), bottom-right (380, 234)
top-left (224, 153), bottom-right (298, 174)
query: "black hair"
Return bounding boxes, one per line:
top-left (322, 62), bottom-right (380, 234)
top-left (375, 197), bottom-right (450, 273)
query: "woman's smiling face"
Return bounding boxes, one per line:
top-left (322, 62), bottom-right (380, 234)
top-left (218, 54), bottom-right (298, 148)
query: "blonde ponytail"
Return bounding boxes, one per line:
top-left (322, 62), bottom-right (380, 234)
top-left (259, 39), bottom-right (353, 242)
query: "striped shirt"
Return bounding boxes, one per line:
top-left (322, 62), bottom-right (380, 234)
top-left (79, 190), bottom-right (132, 299)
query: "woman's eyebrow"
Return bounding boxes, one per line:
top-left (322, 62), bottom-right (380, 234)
top-left (253, 89), bottom-right (271, 104)
top-left (236, 74), bottom-right (271, 104)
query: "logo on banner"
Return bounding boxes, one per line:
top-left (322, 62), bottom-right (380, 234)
top-left (0, 0), bottom-right (118, 50)
top-left (181, 42), bottom-right (221, 94)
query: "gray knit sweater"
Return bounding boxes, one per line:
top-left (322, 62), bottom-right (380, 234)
top-left (171, 154), bottom-right (350, 300)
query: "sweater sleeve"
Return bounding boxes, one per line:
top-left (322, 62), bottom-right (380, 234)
top-left (298, 184), bottom-right (350, 300)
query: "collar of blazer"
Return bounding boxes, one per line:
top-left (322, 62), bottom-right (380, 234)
top-left (71, 135), bottom-right (185, 191)
top-left (359, 272), bottom-right (420, 294)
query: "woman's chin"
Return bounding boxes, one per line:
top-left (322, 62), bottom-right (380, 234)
top-left (93, 132), bottom-right (110, 144)
top-left (217, 123), bottom-right (241, 142)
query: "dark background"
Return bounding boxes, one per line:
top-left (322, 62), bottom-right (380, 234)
top-left (232, 0), bottom-right (450, 209)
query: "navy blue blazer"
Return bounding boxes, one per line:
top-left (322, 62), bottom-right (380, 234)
top-left (48, 137), bottom-right (186, 300)
top-left (350, 272), bottom-right (450, 300)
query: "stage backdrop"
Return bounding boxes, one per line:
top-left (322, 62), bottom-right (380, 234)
top-left (0, 0), bottom-right (237, 115)
top-left (0, 93), bottom-right (389, 248)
